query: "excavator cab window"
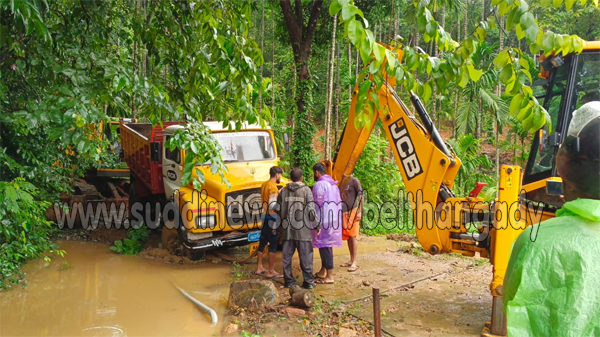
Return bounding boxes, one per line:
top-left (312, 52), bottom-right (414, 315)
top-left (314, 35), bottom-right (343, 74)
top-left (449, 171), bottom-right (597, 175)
top-left (524, 55), bottom-right (572, 183)
top-left (524, 51), bottom-right (600, 184)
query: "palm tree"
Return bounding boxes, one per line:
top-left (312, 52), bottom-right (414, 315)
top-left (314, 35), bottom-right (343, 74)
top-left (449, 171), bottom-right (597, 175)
top-left (455, 41), bottom-right (510, 145)
top-left (447, 134), bottom-right (494, 196)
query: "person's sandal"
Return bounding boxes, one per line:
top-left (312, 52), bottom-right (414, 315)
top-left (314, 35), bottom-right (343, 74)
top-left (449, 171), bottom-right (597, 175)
top-left (347, 265), bottom-right (359, 272)
top-left (315, 278), bottom-right (334, 284)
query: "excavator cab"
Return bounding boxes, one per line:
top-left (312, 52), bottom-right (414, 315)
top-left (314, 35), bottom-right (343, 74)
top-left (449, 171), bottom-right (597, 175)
top-left (523, 46), bottom-right (600, 211)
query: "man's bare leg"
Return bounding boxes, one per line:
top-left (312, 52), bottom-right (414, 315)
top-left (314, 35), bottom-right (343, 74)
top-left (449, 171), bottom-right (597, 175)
top-left (322, 269), bottom-right (334, 283)
top-left (265, 252), bottom-right (279, 277)
top-left (255, 251), bottom-right (266, 274)
top-left (348, 236), bottom-right (358, 268)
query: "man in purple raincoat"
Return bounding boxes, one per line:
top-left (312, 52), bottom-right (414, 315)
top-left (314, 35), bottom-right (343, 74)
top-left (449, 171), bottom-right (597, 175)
top-left (312, 162), bottom-right (343, 284)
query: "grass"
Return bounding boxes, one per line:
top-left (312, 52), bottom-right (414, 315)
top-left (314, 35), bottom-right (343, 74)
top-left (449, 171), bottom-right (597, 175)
top-left (232, 261), bottom-right (245, 281)
top-left (360, 221), bottom-right (416, 236)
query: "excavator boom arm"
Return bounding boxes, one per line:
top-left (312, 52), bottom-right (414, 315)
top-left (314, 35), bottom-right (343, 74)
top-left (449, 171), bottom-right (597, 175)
top-left (327, 68), bottom-right (464, 254)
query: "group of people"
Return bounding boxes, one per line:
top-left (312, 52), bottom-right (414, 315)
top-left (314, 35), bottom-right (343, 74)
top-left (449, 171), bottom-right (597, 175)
top-left (254, 163), bottom-right (363, 289)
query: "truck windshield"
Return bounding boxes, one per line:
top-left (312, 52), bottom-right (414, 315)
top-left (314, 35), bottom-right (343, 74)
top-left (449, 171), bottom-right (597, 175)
top-left (212, 131), bottom-right (275, 162)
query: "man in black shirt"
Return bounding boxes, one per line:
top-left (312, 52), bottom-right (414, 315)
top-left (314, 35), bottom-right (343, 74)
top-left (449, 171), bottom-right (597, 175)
top-left (340, 176), bottom-right (362, 272)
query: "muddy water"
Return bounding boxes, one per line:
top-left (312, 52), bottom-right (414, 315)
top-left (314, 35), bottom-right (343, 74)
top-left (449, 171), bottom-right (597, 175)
top-left (0, 241), bottom-right (231, 336)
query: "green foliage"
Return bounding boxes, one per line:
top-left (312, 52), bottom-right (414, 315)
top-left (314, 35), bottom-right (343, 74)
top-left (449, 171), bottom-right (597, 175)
top-left (166, 120), bottom-right (230, 191)
top-left (109, 226), bottom-right (149, 255)
top-left (330, 0), bottom-right (594, 134)
top-left (240, 331), bottom-right (261, 337)
top-left (231, 261), bottom-right (245, 281)
top-left (1, 0), bottom-right (264, 287)
top-left (352, 131), bottom-right (403, 203)
top-left (448, 134), bottom-right (496, 196)
top-left (0, 178), bottom-right (65, 290)
top-left (351, 132), bottom-right (414, 235)
top-left (290, 108), bottom-right (318, 184)
top-left (1, 0), bottom-right (264, 192)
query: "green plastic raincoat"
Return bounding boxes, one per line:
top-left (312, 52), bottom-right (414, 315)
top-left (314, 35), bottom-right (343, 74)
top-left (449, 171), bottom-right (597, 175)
top-left (503, 198), bottom-right (600, 337)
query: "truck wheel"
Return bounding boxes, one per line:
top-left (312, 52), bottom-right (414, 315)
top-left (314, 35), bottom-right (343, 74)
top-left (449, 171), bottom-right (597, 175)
top-left (185, 248), bottom-right (205, 261)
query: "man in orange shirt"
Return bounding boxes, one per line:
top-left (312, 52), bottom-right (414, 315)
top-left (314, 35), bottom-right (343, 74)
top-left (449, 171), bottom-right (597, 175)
top-left (255, 166), bottom-right (283, 278)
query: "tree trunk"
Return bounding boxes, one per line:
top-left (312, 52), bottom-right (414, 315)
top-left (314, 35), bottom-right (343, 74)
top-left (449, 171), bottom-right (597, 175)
top-left (259, 0), bottom-right (265, 111)
top-left (289, 287), bottom-right (315, 308)
top-left (291, 64), bottom-right (297, 143)
top-left (348, 43), bottom-right (352, 100)
top-left (435, 7), bottom-right (445, 129)
top-left (513, 132), bottom-right (517, 164)
top-left (464, 0), bottom-right (469, 43)
top-left (252, 8), bottom-right (257, 40)
top-left (279, 0), bottom-right (324, 118)
top-left (477, 97), bottom-right (482, 141)
top-left (335, 41), bottom-right (341, 150)
top-left (481, 0), bottom-right (485, 21)
top-left (272, 9), bottom-right (275, 117)
top-left (414, 28), bottom-right (419, 49)
top-left (388, 0), bottom-right (394, 42)
top-left (495, 15), bottom-right (504, 175)
top-left (355, 48), bottom-right (359, 81)
top-left (132, 0), bottom-right (139, 118)
top-left (453, 17), bottom-right (460, 138)
top-left (324, 15), bottom-right (338, 161)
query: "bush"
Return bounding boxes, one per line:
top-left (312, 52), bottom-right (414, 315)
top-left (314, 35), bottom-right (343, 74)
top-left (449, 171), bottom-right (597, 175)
top-left (110, 226), bottom-right (150, 255)
top-left (352, 131), bottom-right (414, 235)
top-left (0, 178), bottom-right (64, 290)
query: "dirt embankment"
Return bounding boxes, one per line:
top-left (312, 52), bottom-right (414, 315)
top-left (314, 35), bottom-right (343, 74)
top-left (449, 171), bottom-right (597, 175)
top-left (225, 234), bottom-right (493, 337)
top-left (54, 226), bottom-right (199, 264)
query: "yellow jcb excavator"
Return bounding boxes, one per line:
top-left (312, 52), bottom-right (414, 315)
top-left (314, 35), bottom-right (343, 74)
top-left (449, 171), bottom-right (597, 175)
top-left (324, 41), bottom-right (600, 336)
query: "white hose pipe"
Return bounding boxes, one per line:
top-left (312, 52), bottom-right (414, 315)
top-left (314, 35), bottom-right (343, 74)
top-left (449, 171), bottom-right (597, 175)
top-left (175, 285), bottom-right (218, 326)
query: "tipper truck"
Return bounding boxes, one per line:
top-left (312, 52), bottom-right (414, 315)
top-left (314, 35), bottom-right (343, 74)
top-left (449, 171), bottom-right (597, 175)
top-left (120, 120), bottom-right (287, 259)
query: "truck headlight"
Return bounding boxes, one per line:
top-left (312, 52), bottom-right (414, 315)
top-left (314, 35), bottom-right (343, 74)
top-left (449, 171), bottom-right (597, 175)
top-left (196, 215), bottom-right (217, 229)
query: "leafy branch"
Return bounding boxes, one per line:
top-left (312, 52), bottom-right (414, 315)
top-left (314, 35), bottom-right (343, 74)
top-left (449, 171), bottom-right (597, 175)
top-left (330, 0), bottom-right (595, 133)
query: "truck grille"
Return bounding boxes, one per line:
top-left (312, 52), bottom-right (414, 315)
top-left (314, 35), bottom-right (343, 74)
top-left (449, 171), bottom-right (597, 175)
top-left (225, 188), bottom-right (263, 227)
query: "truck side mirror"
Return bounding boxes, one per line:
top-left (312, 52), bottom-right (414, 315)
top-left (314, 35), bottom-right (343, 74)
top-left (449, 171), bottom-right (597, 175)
top-left (150, 142), bottom-right (161, 162)
top-left (283, 133), bottom-right (290, 153)
top-left (546, 179), bottom-right (563, 196)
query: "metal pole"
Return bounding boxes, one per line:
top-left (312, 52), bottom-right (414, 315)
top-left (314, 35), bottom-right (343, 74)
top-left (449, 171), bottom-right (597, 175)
top-left (373, 286), bottom-right (382, 337)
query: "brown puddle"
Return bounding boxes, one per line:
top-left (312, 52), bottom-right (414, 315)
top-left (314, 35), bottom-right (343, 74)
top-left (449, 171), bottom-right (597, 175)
top-left (0, 241), bottom-right (231, 336)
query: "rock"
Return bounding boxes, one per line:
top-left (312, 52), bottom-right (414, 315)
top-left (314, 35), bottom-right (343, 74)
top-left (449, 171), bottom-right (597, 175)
top-left (362, 280), bottom-right (372, 287)
top-left (338, 327), bottom-right (358, 337)
top-left (223, 323), bottom-right (239, 335)
top-left (282, 306), bottom-right (306, 316)
top-left (228, 279), bottom-right (280, 309)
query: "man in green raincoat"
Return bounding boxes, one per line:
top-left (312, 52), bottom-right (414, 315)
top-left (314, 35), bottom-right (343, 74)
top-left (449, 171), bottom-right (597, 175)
top-left (503, 102), bottom-right (600, 337)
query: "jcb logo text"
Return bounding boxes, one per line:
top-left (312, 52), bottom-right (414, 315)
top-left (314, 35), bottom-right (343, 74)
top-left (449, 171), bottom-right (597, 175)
top-left (389, 118), bottom-right (423, 180)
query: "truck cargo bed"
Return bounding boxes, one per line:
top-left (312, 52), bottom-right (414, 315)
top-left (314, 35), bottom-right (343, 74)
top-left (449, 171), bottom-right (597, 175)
top-left (120, 122), bottom-right (181, 197)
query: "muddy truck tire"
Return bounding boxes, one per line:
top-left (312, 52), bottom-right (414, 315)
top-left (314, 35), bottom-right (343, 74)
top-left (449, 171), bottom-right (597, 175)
top-left (161, 228), bottom-right (179, 252)
top-left (185, 248), bottom-right (205, 261)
